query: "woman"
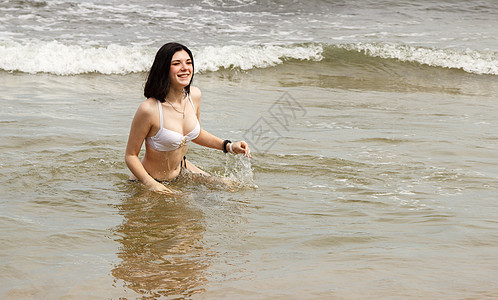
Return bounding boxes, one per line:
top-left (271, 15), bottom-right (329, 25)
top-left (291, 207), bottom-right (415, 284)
top-left (125, 42), bottom-right (251, 194)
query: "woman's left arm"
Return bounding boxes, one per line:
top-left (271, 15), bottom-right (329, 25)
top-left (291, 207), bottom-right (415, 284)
top-left (195, 128), bottom-right (251, 158)
top-left (190, 86), bottom-right (251, 158)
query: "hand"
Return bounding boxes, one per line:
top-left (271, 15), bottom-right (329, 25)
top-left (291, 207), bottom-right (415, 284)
top-left (148, 180), bottom-right (176, 194)
top-left (230, 141), bottom-right (252, 158)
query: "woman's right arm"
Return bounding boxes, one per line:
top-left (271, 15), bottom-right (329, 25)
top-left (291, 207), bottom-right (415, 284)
top-left (125, 101), bottom-right (174, 194)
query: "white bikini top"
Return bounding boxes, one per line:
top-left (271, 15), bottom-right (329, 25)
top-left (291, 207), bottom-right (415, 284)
top-left (146, 95), bottom-right (200, 151)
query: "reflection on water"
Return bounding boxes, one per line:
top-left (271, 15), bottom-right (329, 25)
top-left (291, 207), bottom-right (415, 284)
top-left (112, 189), bottom-right (209, 299)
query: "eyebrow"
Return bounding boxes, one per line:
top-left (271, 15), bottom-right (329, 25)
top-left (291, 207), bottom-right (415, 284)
top-left (172, 58), bottom-right (192, 63)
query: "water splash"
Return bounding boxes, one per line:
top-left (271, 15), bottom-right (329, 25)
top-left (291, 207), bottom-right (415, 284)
top-left (223, 154), bottom-right (257, 189)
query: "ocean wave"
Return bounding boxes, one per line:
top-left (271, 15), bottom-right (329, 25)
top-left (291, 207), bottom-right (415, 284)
top-left (337, 43), bottom-right (498, 76)
top-left (195, 44), bottom-right (323, 71)
top-left (0, 40), bottom-right (496, 76)
top-left (0, 40), bottom-right (323, 75)
top-left (0, 41), bottom-right (154, 75)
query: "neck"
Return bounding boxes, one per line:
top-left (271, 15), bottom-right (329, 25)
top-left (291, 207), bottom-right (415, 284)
top-left (166, 87), bottom-right (186, 104)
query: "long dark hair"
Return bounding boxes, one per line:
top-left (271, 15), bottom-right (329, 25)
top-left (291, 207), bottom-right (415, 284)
top-left (144, 42), bottom-right (194, 102)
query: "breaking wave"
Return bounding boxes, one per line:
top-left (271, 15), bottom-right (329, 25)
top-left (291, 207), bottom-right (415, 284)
top-left (0, 40), bottom-right (496, 76)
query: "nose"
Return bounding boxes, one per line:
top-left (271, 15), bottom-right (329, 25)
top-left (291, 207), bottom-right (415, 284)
top-left (180, 61), bottom-right (189, 70)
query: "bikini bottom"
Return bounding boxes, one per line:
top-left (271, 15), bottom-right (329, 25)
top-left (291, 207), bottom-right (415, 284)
top-left (154, 156), bottom-right (188, 183)
top-left (129, 156), bottom-right (188, 183)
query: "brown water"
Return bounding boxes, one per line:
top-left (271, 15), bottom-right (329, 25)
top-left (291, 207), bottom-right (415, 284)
top-left (1, 61), bottom-right (498, 299)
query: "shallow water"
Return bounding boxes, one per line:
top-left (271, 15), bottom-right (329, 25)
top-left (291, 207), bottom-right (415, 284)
top-left (1, 0), bottom-right (498, 298)
top-left (1, 59), bottom-right (498, 298)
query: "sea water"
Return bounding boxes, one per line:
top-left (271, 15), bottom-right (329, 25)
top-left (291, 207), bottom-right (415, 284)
top-left (1, 0), bottom-right (498, 299)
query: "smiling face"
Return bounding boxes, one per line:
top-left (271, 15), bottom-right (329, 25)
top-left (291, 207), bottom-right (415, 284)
top-left (169, 50), bottom-right (193, 89)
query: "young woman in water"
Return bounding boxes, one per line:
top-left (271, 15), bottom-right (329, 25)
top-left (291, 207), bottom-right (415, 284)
top-left (125, 42), bottom-right (251, 193)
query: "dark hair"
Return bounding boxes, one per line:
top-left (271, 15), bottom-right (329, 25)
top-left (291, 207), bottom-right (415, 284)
top-left (144, 42), bottom-right (194, 102)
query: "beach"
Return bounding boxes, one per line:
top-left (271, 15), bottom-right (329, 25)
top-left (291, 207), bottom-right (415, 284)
top-left (1, 0), bottom-right (498, 299)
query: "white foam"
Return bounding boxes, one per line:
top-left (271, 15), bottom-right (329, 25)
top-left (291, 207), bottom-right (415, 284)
top-left (2, 40), bottom-right (494, 76)
top-left (0, 40), bottom-right (323, 75)
top-left (341, 42), bottom-right (498, 75)
top-left (0, 40), bottom-right (155, 75)
top-left (194, 44), bottom-right (323, 72)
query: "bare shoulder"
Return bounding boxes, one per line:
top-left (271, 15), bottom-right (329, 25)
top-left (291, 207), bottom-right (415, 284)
top-left (134, 98), bottom-right (158, 122)
top-left (190, 86), bottom-right (202, 97)
top-left (190, 86), bottom-right (202, 107)
top-left (138, 98), bottom-right (157, 113)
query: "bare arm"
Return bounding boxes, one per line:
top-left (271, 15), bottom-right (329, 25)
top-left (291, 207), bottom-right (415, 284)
top-left (193, 128), bottom-right (226, 151)
top-left (125, 100), bottom-right (174, 193)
